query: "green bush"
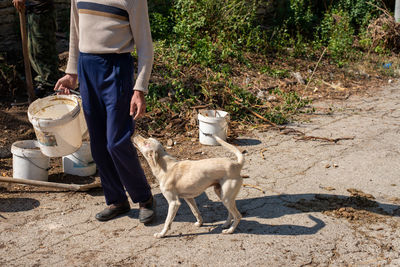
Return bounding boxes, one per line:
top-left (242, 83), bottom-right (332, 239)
top-left (150, 0), bottom-right (263, 66)
top-left (148, 0), bottom-right (174, 40)
top-left (148, 0), bottom-right (386, 62)
top-left (144, 0), bottom-right (388, 126)
top-left (315, 9), bottom-right (356, 65)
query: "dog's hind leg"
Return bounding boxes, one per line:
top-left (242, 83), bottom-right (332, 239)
top-left (184, 198), bottom-right (203, 227)
top-left (221, 199), bottom-right (241, 234)
top-left (154, 192), bottom-right (181, 238)
top-left (220, 179), bottom-right (242, 234)
top-left (213, 183), bottom-right (232, 228)
top-left (214, 183), bottom-right (233, 229)
top-left (213, 183), bottom-right (222, 199)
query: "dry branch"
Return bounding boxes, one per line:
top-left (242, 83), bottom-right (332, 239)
top-left (243, 183), bottom-right (265, 194)
top-left (260, 148), bottom-right (268, 160)
top-left (0, 176), bottom-right (102, 191)
top-left (305, 47), bottom-right (327, 91)
top-left (295, 135), bottom-right (355, 143)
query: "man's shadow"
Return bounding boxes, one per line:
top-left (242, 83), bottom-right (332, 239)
top-left (145, 191), bottom-right (400, 236)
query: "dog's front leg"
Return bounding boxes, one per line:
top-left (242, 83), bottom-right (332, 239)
top-left (184, 198), bottom-right (203, 227)
top-left (154, 192), bottom-right (181, 238)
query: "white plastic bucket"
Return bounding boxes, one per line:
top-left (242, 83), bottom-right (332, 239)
top-left (62, 141), bottom-right (96, 176)
top-left (197, 110), bottom-right (229, 146)
top-left (11, 140), bottom-right (50, 181)
top-left (28, 95), bottom-right (82, 157)
top-left (77, 97), bottom-right (89, 140)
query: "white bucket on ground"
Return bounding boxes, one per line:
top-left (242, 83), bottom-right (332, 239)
top-left (197, 110), bottom-right (229, 146)
top-left (28, 95), bottom-right (82, 157)
top-left (62, 141), bottom-right (96, 176)
top-left (11, 140), bottom-right (50, 181)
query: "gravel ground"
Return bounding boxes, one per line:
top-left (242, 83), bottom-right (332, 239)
top-left (1, 82), bottom-right (400, 266)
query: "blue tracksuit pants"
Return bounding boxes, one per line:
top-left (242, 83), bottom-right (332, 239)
top-left (78, 52), bottom-right (151, 205)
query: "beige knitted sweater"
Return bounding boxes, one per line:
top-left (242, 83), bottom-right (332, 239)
top-left (65, 0), bottom-right (154, 92)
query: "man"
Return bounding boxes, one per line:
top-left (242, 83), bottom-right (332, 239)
top-left (55, 0), bottom-right (155, 223)
top-left (12, 0), bottom-right (60, 97)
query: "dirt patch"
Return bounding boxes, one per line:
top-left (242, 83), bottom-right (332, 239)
top-left (0, 106), bottom-right (36, 160)
top-left (286, 189), bottom-right (391, 224)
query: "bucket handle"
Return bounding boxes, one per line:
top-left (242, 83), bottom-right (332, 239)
top-left (17, 152), bottom-right (51, 171)
top-left (54, 89), bottom-right (81, 120)
top-left (54, 89), bottom-right (81, 96)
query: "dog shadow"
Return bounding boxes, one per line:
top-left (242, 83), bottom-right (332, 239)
top-left (150, 191), bottom-right (400, 236)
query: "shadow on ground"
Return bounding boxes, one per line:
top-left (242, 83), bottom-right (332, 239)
top-left (148, 191), bottom-right (400, 236)
top-left (0, 197), bottom-right (40, 213)
top-left (233, 138), bottom-right (262, 146)
top-left (1, 189), bottom-right (398, 237)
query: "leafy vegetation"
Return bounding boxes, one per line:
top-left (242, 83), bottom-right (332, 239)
top-left (144, 0), bottom-right (397, 131)
top-left (7, 1), bottom-right (396, 131)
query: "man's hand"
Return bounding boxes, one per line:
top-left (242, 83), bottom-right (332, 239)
top-left (130, 90), bottom-right (146, 120)
top-left (12, 0), bottom-right (25, 12)
top-left (54, 74), bottom-right (78, 95)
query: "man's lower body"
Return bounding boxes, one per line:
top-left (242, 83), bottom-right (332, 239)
top-left (77, 52), bottom-right (155, 223)
top-left (27, 8), bottom-right (60, 97)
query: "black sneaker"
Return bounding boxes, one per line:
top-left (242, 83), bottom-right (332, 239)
top-left (139, 196), bottom-right (156, 224)
top-left (95, 200), bottom-right (130, 222)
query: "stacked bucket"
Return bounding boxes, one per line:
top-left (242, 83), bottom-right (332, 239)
top-left (11, 95), bottom-right (96, 181)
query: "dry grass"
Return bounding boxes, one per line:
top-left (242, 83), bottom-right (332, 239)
top-left (367, 13), bottom-right (400, 53)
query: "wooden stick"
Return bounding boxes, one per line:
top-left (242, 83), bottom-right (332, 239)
top-left (296, 135), bottom-right (355, 143)
top-left (243, 183), bottom-right (265, 194)
top-left (233, 99), bottom-right (277, 127)
top-left (18, 9), bottom-right (36, 102)
top-left (192, 104), bottom-right (211, 109)
top-left (260, 148), bottom-right (268, 160)
top-left (0, 176), bottom-right (101, 191)
top-left (305, 47), bottom-right (327, 91)
top-left (224, 87), bottom-right (278, 127)
top-left (319, 79), bottom-right (346, 91)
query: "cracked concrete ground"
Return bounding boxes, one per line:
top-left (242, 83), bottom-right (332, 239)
top-left (1, 82), bottom-right (400, 266)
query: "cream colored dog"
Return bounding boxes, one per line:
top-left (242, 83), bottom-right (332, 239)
top-left (133, 134), bottom-right (244, 238)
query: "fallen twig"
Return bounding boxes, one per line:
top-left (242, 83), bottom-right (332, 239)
top-left (279, 127), bottom-right (355, 143)
top-left (305, 47), bottom-right (327, 91)
top-left (0, 176), bottom-right (102, 191)
top-left (319, 80), bottom-right (346, 91)
top-left (260, 148), bottom-right (268, 160)
top-left (192, 104), bottom-right (211, 109)
top-left (296, 135), bottom-right (355, 143)
top-left (233, 99), bottom-right (277, 127)
top-left (224, 87), bottom-right (277, 127)
top-left (243, 183), bottom-right (265, 194)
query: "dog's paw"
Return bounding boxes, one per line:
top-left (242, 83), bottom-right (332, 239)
top-left (194, 221), bottom-right (203, 227)
top-left (222, 228), bottom-right (234, 234)
top-left (154, 232), bottom-right (165, 238)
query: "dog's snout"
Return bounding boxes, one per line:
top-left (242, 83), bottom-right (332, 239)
top-left (133, 135), bottom-right (145, 144)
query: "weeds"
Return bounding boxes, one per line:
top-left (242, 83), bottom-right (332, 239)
top-left (4, 0), bottom-right (394, 132)
top-left (142, 0), bottom-right (396, 132)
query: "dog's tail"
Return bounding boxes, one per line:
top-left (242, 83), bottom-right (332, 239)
top-left (213, 135), bottom-right (244, 166)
